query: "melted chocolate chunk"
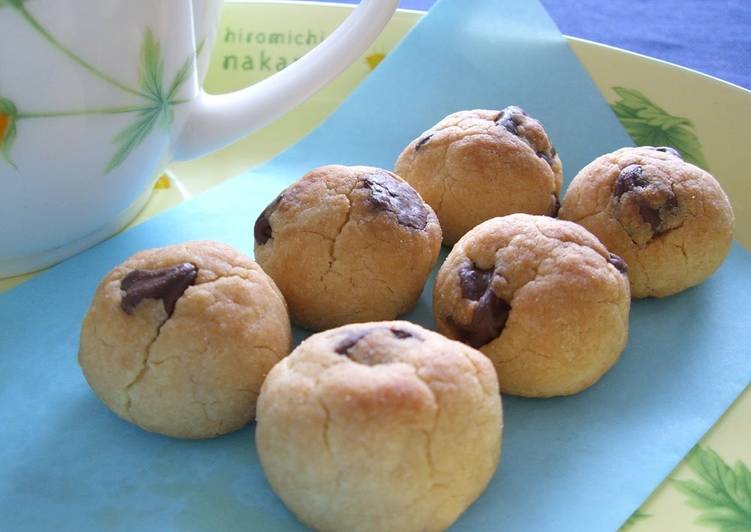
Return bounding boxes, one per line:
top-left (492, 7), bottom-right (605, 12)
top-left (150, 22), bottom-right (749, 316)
top-left (454, 263), bottom-right (510, 348)
top-left (608, 253), bottom-right (628, 275)
top-left (549, 195), bottom-right (561, 217)
top-left (638, 204), bottom-right (662, 232)
top-left (390, 327), bottom-right (421, 340)
top-left (120, 263), bottom-right (198, 317)
top-left (334, 330), bottom-right (373, 355)
top-left (640, 194), bottom-right (679, 234)
top-left (254, 194), bottom-right (283, 245)
top-left (613, 165), bottom-right (649, 198)
top-left (651, 146), bottom-right (682, 159)
top-left (499, 117), bottom-right (518, 136)
top-left (494, 106), bottom-right (528, 138)
top-left (458, 264), bottom-right (494, 301)
top-left (451, 292), bottom-right (511, 349)
top-left (415, 134), bottom-right (433, 151)
top-left (536, 150), bottom-right (551, 165)
top-left (335, 326), bottom-right (423, 357)
top-left (362, 171), bottom-right (428, 230)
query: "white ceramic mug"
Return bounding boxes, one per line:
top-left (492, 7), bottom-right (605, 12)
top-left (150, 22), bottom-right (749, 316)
top-left (0, 0), bottom-right (398, 278)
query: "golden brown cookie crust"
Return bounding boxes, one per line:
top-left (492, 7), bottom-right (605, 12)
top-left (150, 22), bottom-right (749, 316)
top-left (559, 147), bottom-right (734, 298)
top-left (395, 108), bottom-right (563, 245)
top-left (254, 165), bottom-right (442, 331)
top-left (433, 214), bottom-right (630, 397)
top-left (256, 321), bottom-right (502, 532)
top-left (78, 241), bottom-right (292, 439)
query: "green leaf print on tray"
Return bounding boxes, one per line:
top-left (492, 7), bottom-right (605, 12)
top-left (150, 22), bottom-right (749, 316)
top-left (673, 446), bottom-right (751, 531)
top-left (0, 2), bottom-right (201, 172)
top-left (619, 510), bottom-right (651, 530)
top-left (610, 86), bottom-right (709, 169)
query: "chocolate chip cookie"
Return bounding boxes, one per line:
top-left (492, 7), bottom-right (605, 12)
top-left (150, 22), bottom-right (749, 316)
top-left (395, 107), bottom-right (563, 245)
top-left (559, 147), bottom-right (734, 298)
top-left (256, 321), bottom-right (501, 532)
top-left (254, 165), bottom-right (442, 331)
top-left (433, 214), bottom-right (630, 397)
top-left (78, 241), bottom-right (292, 439)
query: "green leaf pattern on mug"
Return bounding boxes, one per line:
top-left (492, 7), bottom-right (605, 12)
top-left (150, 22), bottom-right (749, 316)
top-left (0, 0), bottom-right (25, 9)
top-left (611, 86), bottom-right (709, 169)
top-left (107, 31), bottom-right (200, 172)
top-left (0, 2), bottom-right (201, 172)
top-left (673, 446), bottom-right (751, 531)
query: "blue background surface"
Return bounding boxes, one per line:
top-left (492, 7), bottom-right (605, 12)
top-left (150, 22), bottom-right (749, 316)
top-left (312, 0), bottom-right (751, 90)
top-left (1, 0), bottom-right (750, 531)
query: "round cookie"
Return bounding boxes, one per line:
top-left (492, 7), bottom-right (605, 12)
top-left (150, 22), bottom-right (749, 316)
top-left (78, 241), bottom-right (292, 439)
top-left (395, 107), bottom-right (563, 245)
top-left (433, 214), bottom-right (630, 397)
top-left (559, 146), bottom-right (734, 298)
top-left (256, 321), bottom-right (502, 532)
top-left (254, 165), bottom-right (442, 331)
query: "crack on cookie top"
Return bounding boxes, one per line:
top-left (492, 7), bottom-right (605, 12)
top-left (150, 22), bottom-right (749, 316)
top-left (254, 193), bottom-right (284, 245)
top-left (120, 262), bottom-right (198, 317)
top-left (453, 262), bottom-right (511, 348)
top-left (361, 171), bottom-right (429, 230)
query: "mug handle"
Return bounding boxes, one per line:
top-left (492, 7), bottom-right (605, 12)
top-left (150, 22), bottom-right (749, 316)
top-left (173, 0), bottom-right (399, 161)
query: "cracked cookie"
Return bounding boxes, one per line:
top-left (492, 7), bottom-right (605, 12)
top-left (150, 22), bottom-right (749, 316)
top-left (256, 321), bottom-right (501, 532)
top-left (254, 165), bottom-right (442, 331)
top-left (433, 214), bottom-right (630, 397)
top-left (559, 147), bottom-right (734, 298)
top-left (394, 107), bottom-right (563, 245)
top-left (78, 241), bottom-right (292, 439)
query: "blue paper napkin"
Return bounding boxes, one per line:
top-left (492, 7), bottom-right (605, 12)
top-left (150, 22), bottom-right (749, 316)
top-left (1, 0), bottom-right (750, 530)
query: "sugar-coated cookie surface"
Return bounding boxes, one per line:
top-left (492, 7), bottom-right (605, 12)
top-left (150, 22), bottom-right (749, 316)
top-left (254, 165), bottom-right (442, 331)
top-left (256, 321), bottom-right (502, 532)
top-left (395, 107), bottom-right (562, 245)
top-left (433, 214), bottom-right (630, 397)
top-left (78, 241), bottom-right (292, 439)
top-left (559, 146), bottom-right (734, 298)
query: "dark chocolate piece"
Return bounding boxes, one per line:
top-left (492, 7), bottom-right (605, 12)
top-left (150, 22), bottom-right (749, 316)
top-left (640, 194), bottom-right (679, 234)
top-left (549, 195), bottom-right (561, 217)
top-left (450, 291), bottom-right (511, 349)
top-left (415, 134), bottom-right (433, 151)
top-left (120, 263), bottom-right (198, 317)
top-left (458, 264), bottom-right (494, 301)
top-left (608, 253), bottom-right (628, 275)
top-left (650, 146), bottom-right (682, 159)
top-left (613, 165), bottom-right (649, 198)
top-left (334, 330), bottom-right (373, 356)
top-left (334, 326), bottom-right (423, 358)
top-left (390, 327), bottom-right (421, 340)
top-left (362, 171), bottom-right (428, 230)
top-left (254, 194), bottom-right (283, 245)
top-left (454, 262), bottom-right (510, 348)
top-left (499, 117), bottom-right (518, 136)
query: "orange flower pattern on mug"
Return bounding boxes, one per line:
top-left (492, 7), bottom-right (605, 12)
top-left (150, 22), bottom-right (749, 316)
top-left (0, 97), bottom-right (18, 167)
